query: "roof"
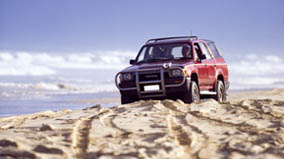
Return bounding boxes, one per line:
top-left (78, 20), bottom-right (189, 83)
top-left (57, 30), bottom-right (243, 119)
top-left (201, 39), bottom-right (215, 43)
top-left (146, 36), bottom-right (199, 44)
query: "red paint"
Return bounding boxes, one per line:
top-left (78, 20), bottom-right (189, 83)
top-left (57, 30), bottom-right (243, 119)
top-left (118, 36), bottom-right (229, 96)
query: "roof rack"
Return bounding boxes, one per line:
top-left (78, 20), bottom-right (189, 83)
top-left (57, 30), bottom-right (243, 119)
top-left (146, 36), bottom-right (198, 44)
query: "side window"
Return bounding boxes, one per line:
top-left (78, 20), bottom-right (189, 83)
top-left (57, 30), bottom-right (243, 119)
top-left (199, 42), bottom-right (212, 59)
top-left (194, 43), bottom-right (202, 60)
top-left (207, 42), bottom-right (222, 58)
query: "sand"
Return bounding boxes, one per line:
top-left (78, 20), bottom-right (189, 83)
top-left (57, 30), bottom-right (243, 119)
top-left (1, 89), bottom-right (284, 159)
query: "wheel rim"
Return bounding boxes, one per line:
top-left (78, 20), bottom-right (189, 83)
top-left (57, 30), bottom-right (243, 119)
top-left (218, 83), bottom-right (224, 102)
top-left (193, 84), bottom-right (200, 102)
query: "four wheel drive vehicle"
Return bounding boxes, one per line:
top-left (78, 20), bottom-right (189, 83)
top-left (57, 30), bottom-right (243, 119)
top-left (115, 36), bottom-right (229, 104)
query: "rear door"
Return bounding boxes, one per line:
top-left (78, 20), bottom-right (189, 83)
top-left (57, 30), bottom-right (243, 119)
top-left (207, 41), bottom-right (229, 83)
top-left (199, 42), bottom-right (216, 86)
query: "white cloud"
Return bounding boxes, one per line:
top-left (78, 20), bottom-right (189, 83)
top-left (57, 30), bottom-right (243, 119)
top-left (229, 54), bottom-right (284, 76)
top-left (0, 52), bottom-right (13, 61)
top-left (0, 51), bottom-right (135, 76)
top-left (229, 54), bottom-right (284, 90)
top-left (265, 55), bottom-right (282, 63)
top-left (246, 54), bottom-right (257, 60)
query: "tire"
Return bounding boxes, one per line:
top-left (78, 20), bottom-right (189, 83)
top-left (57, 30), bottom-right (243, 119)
top-left (121, 94), bottom-right (134, 104)
top-left (183, 80), bottom-right (200, 103)
top-left (215, 80), bottom-right (226, 103)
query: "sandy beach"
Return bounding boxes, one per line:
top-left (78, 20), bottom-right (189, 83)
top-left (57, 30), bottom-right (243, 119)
top-left (1, 89), bottom-right (284, 159)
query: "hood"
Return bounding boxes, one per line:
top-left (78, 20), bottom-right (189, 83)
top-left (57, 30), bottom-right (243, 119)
top-left (120, 60), bottom-right (195, 72)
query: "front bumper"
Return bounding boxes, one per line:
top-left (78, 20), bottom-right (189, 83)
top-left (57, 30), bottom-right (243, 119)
top-left (115, 67), bottom-right (188, 99)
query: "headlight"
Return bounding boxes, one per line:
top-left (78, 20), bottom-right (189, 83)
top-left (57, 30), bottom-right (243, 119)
top-left (171, 69), bottom-right (183, 77)
top-left (120, 73), bottom-right (133, 81)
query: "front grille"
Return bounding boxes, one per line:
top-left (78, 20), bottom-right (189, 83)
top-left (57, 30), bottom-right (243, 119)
top-left (136, 69), bottom-right (165, 98)
top-left (164, 72), bottom-right (170, 79)
top-left (119, 81), bottom-right (136, 88)
top-left (139, 72), bottom-right (161, 81)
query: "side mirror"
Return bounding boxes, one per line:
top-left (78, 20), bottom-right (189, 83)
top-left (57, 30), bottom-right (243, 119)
top-left (199, 54), bottom-right (206, 60)
top-left (129, 59), bottom-right (136, 65)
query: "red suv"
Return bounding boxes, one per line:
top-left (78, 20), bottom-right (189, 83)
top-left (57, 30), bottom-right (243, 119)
top-left (115, 36), bottom-right (229, 104)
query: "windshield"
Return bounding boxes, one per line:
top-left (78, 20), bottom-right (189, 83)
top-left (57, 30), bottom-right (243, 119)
top-left (136, 43), bottom-right (192, 63)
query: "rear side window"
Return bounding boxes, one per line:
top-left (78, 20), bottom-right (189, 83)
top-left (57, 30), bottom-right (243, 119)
top-left (199, 42), bottom-right (212, 59)
top-left (207, 42), bottom-right (222, 58)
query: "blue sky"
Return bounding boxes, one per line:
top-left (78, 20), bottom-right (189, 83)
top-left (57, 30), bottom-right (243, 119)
top-left (0, 0), bottom-right (284, 60)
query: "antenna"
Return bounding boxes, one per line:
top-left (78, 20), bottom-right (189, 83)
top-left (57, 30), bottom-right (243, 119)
top-left (190, 30), bottom-right (193, 36)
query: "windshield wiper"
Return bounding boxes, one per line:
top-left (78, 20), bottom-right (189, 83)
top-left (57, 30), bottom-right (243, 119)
top-left (136, 58), bottom-right (170, 64)
top-left (147, 58), bottom-right (170, 62)
top-left (174, 57), bottom-right (192, 60)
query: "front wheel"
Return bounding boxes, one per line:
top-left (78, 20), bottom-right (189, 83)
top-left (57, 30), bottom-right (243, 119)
top-left (183, 80), bottom-right (200, 104)
top-left (215, 80), bottom-right (226, 103)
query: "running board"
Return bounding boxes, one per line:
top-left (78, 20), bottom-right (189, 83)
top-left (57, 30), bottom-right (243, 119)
top-left (200, 91), bottom-right (217, 95)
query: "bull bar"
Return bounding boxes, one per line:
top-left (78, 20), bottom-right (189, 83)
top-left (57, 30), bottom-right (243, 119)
top-left (115, 67), bottom-right (187, 98)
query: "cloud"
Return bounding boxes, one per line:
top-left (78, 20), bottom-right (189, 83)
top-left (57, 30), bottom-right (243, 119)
top-left (229, 54), bottom-right (284, 90)
top-left (229, 54), bottom-right (284, 76)
top-left (246, 54), bottom-right (257, 60)
top-left (0, 51), bottom-right (135, 76)
top-left (264, 55), bottom-right (282, 63)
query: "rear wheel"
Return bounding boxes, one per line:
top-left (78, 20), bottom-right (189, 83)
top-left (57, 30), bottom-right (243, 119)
top-left (215, 80), bottom-right (226, 103)
top-left (183, 80), bottom-right (200, 103)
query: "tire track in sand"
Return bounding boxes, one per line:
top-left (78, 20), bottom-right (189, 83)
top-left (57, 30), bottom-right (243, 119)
top-left (167, 114), bottom-right (210, 159)
top-left (161, 100), bottom-right (284, 158)
top-left (71, 109), bottom-right (110, 158)
top-left (162, 100), bottom-right (210, 159)
top-left (234, 100), bottom-right (284, 120)
top-left (99, 111), bottom-right (132, 139)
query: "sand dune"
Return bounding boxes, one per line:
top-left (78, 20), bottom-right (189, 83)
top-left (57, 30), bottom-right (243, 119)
top-left (1, 90), bottom-right (284, 159)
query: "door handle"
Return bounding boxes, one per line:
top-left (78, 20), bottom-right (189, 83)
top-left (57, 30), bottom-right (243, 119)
top-left (214, 64), bottom-right (216, 67)
top-left (204, 64), bottom-right (207, 67)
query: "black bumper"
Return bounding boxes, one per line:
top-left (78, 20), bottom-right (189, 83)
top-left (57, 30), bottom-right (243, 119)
top-left (120, 78), bottom-right (190, 100)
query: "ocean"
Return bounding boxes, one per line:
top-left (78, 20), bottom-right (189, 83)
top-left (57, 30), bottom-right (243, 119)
top-left (0, 51), bottom-right (132, 117)
top-left (1, 51), bottom-right (284, 117)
